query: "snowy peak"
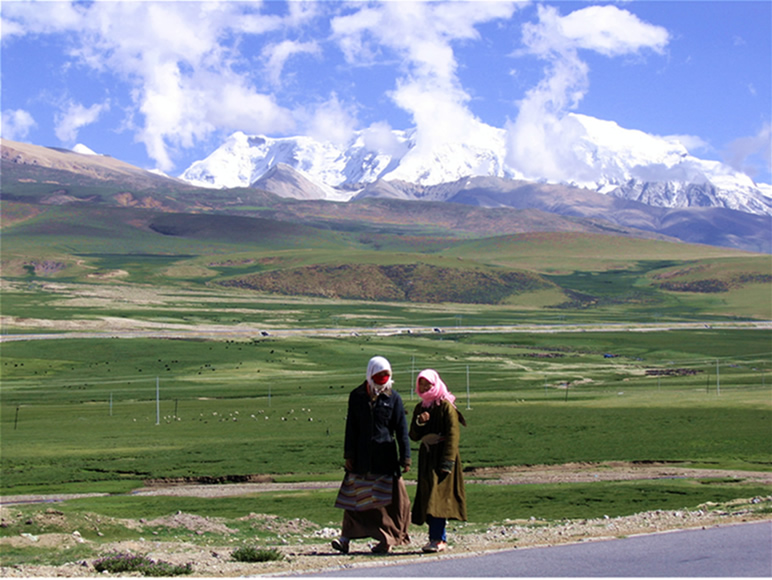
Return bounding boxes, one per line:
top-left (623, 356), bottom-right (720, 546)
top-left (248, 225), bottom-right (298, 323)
top-left (72, 143), bottom-right (99, 156)
top-left (179, 115), bottom-right (772, 216)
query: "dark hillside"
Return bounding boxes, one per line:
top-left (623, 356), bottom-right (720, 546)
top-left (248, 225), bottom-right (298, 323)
top-left (266, 196), bottom-right (674, 241)
top-left (220, 262), bottom-right (555, 304)
top-left (147, 212), bottom-right (340, 246)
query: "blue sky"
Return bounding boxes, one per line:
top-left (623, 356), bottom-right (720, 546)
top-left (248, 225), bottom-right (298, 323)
top-left (2, 1), bottom-right (770, 184)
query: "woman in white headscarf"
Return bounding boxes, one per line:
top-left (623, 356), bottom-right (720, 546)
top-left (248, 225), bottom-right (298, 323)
top-left (332, 356), bottom-right (412, 554)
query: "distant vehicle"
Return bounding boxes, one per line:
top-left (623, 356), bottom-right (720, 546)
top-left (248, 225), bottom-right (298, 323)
top-left (604, 353), bottom-right (616, 358)
top-left (433, 327), bottom-right (443, 333)
top-left (260, 331), bottom-right (270, 336)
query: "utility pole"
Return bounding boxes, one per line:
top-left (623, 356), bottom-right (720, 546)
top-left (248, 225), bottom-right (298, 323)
top-left (466, 365), bottom-right (471, 410)
top-left (156, 377), bottom-right (160, 425)
top-left (411, 355), bottom-right (415, 401)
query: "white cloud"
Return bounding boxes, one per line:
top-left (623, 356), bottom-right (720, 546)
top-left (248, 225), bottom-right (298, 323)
top-left (303, 94), bottom-right (358, 147)
top-left (55, 101), bottom-right (109, 143)
top-left (361, 121), bottom-right (407, 158)
top-left (333, 2), bottom-right (519, 82)
top-left (331, 1), bottom-right (520, 156)
top-left (2, 1), bottom-right (300, 172)
top-left (263, 39), bottom-right (320, 86)
top-left (723, 123), bottom-right (772, 181)
top-left (0, 2), bottom-right (84, 39)
top-left (506, 4), bottom-right (670, 181)
top-left (549, 5), bottom-right (668, 57)
top-left (214, 82), bottom-right (295, 135)
top-left (665, 134), bottom-right (709, 154)
top-left (1, 109), bottom-right (37, 141)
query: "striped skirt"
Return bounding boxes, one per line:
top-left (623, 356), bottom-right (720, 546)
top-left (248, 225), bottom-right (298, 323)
top-left (334, 473), bottom-right (393, 511)
top-left (334, 472), bottom-right (411, 547)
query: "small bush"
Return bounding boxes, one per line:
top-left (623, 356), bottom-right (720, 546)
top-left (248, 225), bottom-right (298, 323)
top-left (231, 546), bottom-right (284, 563)
top-left (93, 552), bottom-right (193, 576)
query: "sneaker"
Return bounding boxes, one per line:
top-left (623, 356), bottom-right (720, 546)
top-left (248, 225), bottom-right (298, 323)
top-left (331, 537), bottom-right (349, 554)
top-left (422, 540), bottom-right (447, 553)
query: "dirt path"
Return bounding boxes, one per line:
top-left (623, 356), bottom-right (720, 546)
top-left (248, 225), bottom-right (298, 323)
top-left (4, 462), bottom-right (770, 505)
top-left (2, 314), bottom-right (770, 343)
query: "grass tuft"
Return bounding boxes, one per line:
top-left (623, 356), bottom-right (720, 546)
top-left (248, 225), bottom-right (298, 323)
top-left (231, 546), bottom-right (284, 563)
top-left (93, 552), bottom-right (193, 576)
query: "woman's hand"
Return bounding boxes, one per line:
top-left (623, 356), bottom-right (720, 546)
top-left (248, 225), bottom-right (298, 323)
top-left (420, 433), bottom-right (444, 450)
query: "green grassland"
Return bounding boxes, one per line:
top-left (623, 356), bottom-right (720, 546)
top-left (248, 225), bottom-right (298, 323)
top-left (2, 329), bottom-right (770, 494)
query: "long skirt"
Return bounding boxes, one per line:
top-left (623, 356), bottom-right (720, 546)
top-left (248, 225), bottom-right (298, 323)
top-left (337, 475), bottom-right (411, 547)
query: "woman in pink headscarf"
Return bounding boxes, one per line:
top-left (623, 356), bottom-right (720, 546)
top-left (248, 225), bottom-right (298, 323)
top-left (409, 369), bottom-right (467, 553)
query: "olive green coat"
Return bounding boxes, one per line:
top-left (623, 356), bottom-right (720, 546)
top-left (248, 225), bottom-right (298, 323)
top-left (409, 399), bottom-right (467, 524)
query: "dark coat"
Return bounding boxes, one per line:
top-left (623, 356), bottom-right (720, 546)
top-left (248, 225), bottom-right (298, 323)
top-left (409, 399), bottom-right (467, 524)
top-left (344, 382), bottom-right (411, 477)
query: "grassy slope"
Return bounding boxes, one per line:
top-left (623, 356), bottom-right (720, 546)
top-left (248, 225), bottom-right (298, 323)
top-left (442, 231), bottom-right (758, 272)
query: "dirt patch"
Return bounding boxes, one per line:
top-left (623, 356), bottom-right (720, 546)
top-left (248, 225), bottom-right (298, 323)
top-left (465, 461), bottom-right (772, 485)
top-left (144, 474), bottom-right (275, 486)
top-left (142, 513), bottom-right (238, 535)
top-left (86, 269), bottom-right (128, 279)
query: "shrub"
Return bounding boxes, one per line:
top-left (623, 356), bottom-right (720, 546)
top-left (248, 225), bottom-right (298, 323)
top-left (93, 552), bottom-right (193, 576)
top-left (231, 546), bottom-right (284, 563)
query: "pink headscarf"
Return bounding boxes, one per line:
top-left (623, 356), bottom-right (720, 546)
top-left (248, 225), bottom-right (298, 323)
top-left (416, 369), bottom-right (456, 408)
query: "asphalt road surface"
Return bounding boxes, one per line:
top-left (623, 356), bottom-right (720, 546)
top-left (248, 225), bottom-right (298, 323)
top-left (299, 521), bottom-right (771, 577)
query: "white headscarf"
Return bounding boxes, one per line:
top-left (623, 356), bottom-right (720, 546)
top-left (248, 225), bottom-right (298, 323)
top-left (366, 355), bottom-right (394, 397)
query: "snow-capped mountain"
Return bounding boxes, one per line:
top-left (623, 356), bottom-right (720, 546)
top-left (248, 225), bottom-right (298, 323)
top-left (555, 115), bottom-right (772, 216)
top-left (181, 131), bottom-right (410, 201)
top-left (180, 114), bottom-right (772, 216)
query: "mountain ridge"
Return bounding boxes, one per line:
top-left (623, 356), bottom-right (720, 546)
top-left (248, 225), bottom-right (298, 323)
top-left (1, 138), bottom-right (769, 253)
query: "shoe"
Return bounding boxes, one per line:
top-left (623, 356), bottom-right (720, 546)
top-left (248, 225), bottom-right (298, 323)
top-left (422, 540), bottom-right (447, 553)
top-left (370, 542), bottom-right (390, 554)
top-left (331, 537), bottom-right (349, 554)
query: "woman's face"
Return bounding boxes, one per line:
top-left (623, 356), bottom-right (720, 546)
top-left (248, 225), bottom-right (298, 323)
top-left (371, 370), bottom-right (391, 385)
top-left (417, 377), bottom-right (432, 393)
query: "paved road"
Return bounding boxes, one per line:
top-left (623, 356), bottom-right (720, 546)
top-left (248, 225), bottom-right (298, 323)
top-left (298, 521), bottom-right (772, 577)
